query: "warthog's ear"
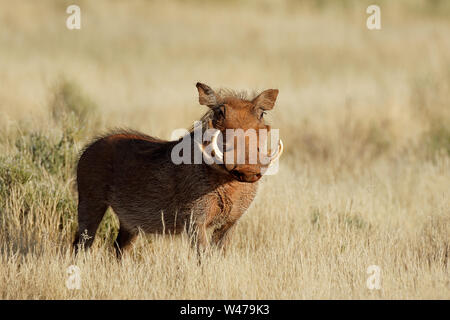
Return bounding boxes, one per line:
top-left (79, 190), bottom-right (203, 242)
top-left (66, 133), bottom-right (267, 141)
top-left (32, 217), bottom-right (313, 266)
top-left (252, 89), bottom-right (279, 110)
top-left (196, 82), bottom-right (218, 107)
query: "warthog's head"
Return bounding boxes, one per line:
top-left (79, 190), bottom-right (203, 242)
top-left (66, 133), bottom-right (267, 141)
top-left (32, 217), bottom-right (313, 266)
top-left (196, 82), bottom-right (283, 183)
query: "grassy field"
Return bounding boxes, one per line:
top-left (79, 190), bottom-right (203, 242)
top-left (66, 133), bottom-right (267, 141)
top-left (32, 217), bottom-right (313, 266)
top-left (0, 0), bottom-right (449, 299)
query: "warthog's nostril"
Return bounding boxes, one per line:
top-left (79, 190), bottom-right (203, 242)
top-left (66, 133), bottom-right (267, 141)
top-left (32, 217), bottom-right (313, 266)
top-left (230, 170), bottom-right (262, 182)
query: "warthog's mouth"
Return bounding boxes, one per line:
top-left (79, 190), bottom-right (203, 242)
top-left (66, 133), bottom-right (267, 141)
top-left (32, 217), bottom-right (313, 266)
top-left (200, 130), bottom-right (284, 182)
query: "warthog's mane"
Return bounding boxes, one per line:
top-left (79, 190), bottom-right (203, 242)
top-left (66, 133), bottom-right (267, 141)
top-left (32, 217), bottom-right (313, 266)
top-left (188, 88), bottom-right (260, 133)
top-left (215, 88), bottom-right (259, 102)
top-left (78, 128), bottom-right (167, 162)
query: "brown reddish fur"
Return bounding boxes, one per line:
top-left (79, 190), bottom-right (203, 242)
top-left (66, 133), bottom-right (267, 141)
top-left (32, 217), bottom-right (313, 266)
top-left (73, 83), bottom-right (279, 256)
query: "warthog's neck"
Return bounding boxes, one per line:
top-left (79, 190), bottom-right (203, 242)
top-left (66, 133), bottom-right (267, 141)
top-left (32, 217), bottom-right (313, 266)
top-left (169, 131), bottom-right (260, 201)
top-left (179, 162), bottom-right (259, 221)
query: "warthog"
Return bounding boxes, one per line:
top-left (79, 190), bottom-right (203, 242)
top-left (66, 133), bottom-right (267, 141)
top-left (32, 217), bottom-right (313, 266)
top-left (73, 82), bottom-right (283, 256)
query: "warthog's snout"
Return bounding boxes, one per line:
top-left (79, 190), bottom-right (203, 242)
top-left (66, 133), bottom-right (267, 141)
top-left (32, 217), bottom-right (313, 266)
top-left (230, 169), bottom-right (262, 183)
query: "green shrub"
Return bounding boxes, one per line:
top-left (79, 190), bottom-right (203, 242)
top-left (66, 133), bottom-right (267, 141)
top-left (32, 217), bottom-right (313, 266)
top-left (14, 131), bottom-right (77, 175)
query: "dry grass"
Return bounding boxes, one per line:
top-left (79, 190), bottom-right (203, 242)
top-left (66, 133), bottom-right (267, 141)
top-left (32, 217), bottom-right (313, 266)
top-left (0, 0), bottom-right (449, 299)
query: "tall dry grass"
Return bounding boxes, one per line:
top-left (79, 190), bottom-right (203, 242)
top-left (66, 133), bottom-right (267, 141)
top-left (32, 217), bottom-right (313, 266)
top-left (0, 0), bottom-right (449, 299)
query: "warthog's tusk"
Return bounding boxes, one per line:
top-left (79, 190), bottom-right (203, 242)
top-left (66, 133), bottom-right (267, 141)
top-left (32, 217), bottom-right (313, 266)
top-left (268, 139), bottom-right (283, 166)
top-left (210, 130), bottom-right (223, 161)
top-left (201, 130), bottom-right (282, 166)
top-left (198, 130), bottom-right (223, 163)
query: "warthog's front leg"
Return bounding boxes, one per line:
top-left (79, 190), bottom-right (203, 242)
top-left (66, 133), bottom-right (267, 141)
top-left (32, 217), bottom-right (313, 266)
top-left (211, 220), bottom-right (237, 253)
top-left (187, 221), bottom-right (209, 258)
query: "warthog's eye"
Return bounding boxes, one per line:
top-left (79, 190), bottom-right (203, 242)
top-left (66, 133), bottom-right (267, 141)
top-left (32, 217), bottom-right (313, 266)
top-left (214, 104), bottom-right (226, 119)
top-left (259, 111), bottom-right (267, 120)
